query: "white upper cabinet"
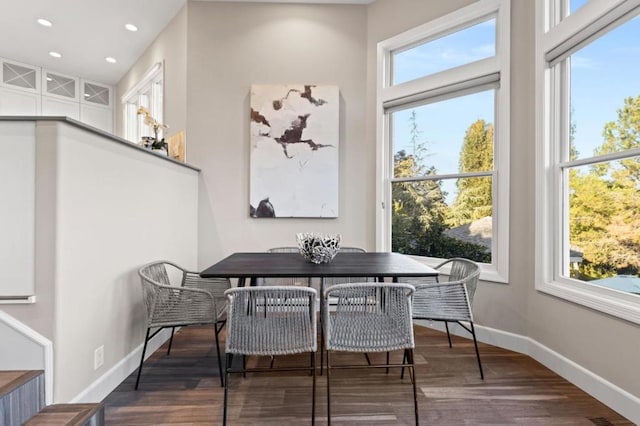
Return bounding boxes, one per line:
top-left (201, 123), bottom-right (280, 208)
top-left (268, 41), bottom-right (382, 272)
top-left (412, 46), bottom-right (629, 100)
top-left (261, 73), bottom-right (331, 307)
top-left (0, 57), bottom-right (114, 133)
top-left (43, 70), bottom-right (79, 101)
top-left (1, 58), bottom-right (40, 93)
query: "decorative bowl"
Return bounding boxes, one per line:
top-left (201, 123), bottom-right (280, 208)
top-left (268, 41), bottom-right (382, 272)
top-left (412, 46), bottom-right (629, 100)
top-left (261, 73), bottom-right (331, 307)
top-left (296, 232), bottom-right (342, 264)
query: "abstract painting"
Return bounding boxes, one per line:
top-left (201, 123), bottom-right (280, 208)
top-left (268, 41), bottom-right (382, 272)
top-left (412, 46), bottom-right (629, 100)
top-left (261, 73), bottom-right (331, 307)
top-left (250, 84), bottom-right (339, 218)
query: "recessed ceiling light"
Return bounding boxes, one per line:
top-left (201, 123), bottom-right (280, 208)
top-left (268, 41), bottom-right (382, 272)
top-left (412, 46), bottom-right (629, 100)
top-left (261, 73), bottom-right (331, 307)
top-left (49, 51), bottom-right (62, 58)
top-left (105, 57), bottom-right (117, 64)
top-left (37, 18), bottom-right (52, 27)
top-left (125, 23), bottom-right (138, 32)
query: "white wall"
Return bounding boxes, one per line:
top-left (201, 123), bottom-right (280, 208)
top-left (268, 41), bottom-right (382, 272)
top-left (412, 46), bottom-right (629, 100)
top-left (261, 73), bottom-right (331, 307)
top-left (48, 121), bottom-right (198, 402)
top-left (0, 316), bottom-right (45, 370)
top-left (0, 119), bottom-right (199, 403)
top-left (185, 2), bottom-right (369, 268)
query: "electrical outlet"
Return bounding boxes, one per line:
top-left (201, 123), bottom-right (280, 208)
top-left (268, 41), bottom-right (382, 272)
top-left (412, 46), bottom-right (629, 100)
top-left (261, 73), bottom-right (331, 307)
top-left (94, 345), bottom-right (104, 370)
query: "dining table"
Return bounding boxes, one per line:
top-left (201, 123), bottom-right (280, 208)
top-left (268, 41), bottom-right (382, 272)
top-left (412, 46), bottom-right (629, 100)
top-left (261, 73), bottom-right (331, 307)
top-left (199, 251), bottom-right (438, 286)
top-left (201, 251), bottom-right (438, 375)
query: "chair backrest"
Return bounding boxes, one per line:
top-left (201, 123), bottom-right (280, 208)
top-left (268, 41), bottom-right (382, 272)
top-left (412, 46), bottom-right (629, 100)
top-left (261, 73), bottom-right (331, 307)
top-left (268, 247), bottom-right (299, 253)
top-left (261, 247), bottom-right (310, 286)
top-left (322, 247), bottom-right (376, 286)
top-left (224, 286), bottom-right (317, 356)
top-left (140, 261), bottom-right (171, 286)
top-left (139, 262), bottom-right (171, 322)
top-left (138, 261), bottom-right (219, 328)
top-left (435, 258), bottom-right (480, 303)
top-left (323, 283), bottom-right (415, 352)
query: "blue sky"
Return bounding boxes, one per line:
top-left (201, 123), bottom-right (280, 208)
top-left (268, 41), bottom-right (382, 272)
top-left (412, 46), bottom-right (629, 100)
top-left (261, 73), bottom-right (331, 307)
top-left (570, 14), bottom-right (640, 159)
top-left (391, 2), bottom-right (639, 203)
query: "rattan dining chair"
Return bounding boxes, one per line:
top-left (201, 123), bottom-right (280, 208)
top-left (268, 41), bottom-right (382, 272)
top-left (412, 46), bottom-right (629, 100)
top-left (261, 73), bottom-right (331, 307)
top-left (399, 257), bottom-right (483, 379)
top-left (136, 261), bottom-right (230, 389)
top-left (319, 247), bottom-right (376, 371)
top-left (223, 286), bottom-right (318, 425)
top-left (323, 283), bottom-right (418, 425)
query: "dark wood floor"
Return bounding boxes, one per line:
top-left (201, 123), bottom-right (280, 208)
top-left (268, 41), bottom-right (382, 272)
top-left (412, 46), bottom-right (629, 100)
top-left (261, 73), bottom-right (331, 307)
top-left (103, 326), bottom-right (633, 425)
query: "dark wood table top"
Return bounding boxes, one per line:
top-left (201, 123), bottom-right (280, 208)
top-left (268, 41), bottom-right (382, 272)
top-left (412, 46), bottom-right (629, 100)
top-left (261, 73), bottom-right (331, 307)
top-left (200, 251), bottom-right (438, 279)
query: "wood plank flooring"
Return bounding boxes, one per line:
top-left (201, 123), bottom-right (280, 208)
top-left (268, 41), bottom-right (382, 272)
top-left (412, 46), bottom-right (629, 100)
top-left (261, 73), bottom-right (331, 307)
top-left (103, 326), bottom-right (633, 425)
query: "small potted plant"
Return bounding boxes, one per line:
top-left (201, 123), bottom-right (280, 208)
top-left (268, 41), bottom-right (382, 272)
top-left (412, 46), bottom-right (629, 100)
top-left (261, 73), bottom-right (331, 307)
top-left (150, 138), bottom-right (168, 154)
top-left (137, 106), bottom-right (169, 155)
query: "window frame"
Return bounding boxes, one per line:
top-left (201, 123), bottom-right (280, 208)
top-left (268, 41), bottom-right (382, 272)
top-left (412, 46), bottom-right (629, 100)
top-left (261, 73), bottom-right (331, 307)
top-left (121, 62), bottom-right (164, 144)
top-left (535, 0), bottom-right (640, 324)
top-left (376, 0), bottom-right (511, 283)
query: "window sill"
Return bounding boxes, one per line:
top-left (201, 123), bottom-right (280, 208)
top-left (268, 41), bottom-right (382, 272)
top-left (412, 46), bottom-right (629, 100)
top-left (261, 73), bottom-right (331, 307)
top-left (537, 279), bottom-right (640, 325)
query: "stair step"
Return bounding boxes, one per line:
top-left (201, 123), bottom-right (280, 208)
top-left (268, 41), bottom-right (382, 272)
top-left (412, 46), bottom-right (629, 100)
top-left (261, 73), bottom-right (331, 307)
top-left (0, 370), bottom-right (45, 425)
top-left (23, 403), bottom-right (104, 426)
top-left (0, 370), bottom-right (43, 399)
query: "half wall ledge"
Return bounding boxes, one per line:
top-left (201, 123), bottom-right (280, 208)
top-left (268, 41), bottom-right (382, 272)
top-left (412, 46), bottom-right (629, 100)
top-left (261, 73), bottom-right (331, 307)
top-left (0, 116), bottom-right (199, 172)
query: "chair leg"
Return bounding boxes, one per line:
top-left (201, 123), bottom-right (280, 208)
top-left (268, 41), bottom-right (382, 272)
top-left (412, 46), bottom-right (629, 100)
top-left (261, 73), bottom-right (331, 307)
top-left (326, 350), bottom-right (332, 426)
top-left (167, 327), bottom-right (176, 355)
top-left (407, 349), bottom-right (419, 426)
top-left (320, 323), bottom-right (324, 376)
top-left (444, 322), bottom-right (452, 348)
top-left (386, 351), bottom-right (390, 374)
top-left (364, 353), bottom-right (372, 366)
top-left (470, 321), bottom-right (484, 380)
top-left (319, 278), bottom-right (325, 376)
top-left (242, 355), bottom-right (247, 378)
top-left (223, 353), bottom-right (233, 426)
top-left (398, 349), bottom-right (414, 383)
top-left (135, 328), bottom-right (151, 390)
top-left (311, 352), bottom-right (316, 426)
top-left (214, 322), bottom-right (224, 387)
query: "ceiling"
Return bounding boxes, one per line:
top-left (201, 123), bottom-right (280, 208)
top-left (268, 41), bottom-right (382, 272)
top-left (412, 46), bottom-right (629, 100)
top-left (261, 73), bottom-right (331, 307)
top-left (0, 0), bottom-right (373, 86)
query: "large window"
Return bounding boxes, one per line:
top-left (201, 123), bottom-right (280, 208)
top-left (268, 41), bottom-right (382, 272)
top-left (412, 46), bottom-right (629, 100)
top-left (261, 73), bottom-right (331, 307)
top-left (537, 0), bottom-right (640, 322)
top-left (377, 0), bottom-right (510, 283)
top-left (121, 62), bottom-right (164, 144)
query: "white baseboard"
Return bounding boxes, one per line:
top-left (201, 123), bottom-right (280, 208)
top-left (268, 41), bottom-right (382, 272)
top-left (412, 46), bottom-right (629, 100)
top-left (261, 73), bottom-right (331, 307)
top-left (415, 321), bottom-right (640, 424)
top-left (71, 328), bottom-right (173, 403)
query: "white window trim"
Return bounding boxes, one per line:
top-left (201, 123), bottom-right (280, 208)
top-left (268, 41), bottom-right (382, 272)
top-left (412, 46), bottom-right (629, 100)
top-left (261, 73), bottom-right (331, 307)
top-left (376, 0), bottom-right (511, 284)
top-left (121, 62), bottom-right (164, 143)
top-left (535, 0), bottom-right (640, 324)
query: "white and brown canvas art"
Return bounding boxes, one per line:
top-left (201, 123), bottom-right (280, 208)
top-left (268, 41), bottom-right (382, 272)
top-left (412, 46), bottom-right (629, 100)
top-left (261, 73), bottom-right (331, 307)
top-left (250, 84), bottom-right (339, 218)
